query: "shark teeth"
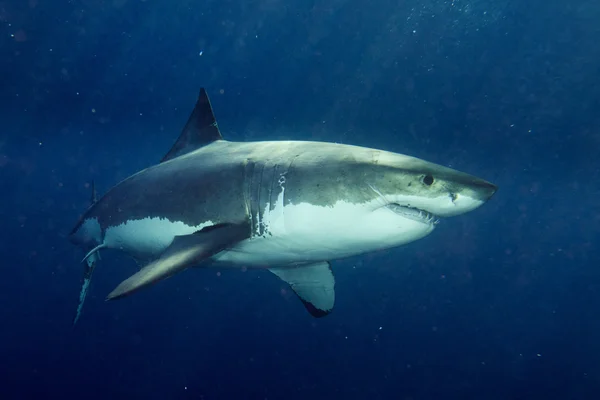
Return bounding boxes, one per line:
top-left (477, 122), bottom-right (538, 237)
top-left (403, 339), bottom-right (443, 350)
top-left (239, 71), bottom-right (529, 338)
top-left (386, 203), bottom-right (440, 225)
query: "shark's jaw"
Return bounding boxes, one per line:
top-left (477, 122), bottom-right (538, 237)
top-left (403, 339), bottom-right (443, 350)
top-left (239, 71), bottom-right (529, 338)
top-left (385, 203), bottom-right (440, 226)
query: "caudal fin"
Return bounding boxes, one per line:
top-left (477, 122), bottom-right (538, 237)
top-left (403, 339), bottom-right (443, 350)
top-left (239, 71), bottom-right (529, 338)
top-left (73, 249), bottom-right (100, 326)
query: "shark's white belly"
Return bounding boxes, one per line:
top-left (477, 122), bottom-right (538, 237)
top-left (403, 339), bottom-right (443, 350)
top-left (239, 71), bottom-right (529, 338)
top-left (95, 196), bottom-right (434, 269)
top-left (211, 199), bottom-right (435, 267)
top-left (101, 217), bottom-right (215, 261)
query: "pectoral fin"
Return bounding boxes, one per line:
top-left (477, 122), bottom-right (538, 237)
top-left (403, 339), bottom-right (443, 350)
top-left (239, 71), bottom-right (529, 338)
top-left (73, 250), bottom-right (99, 325)
top-left (106, 223), bottom-right (249, 300)
top-left (269, 262), bottom-right (335, 318)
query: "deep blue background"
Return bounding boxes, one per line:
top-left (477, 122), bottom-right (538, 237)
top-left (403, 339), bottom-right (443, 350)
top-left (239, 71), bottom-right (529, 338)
top-left (1, 0), bottom-right (599, 398)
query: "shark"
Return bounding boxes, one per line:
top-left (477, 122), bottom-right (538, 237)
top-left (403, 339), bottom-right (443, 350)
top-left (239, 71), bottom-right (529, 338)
top-left (69, 88), bottom-right (497, 323)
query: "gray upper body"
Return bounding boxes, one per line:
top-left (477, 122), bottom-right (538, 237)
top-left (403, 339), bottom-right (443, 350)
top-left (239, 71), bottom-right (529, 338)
top-left (69, 88), bottom-right (497, 319)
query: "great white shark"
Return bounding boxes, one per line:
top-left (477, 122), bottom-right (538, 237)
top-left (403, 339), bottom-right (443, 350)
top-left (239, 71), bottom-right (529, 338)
top-left (70, 88), bottom-right (497, 323)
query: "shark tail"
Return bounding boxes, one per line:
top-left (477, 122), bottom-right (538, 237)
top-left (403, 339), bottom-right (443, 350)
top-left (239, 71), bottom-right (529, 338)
top-left (72, 180), bottom-right (101, 326)
top-left (73, 250), bottom-right (99, 325)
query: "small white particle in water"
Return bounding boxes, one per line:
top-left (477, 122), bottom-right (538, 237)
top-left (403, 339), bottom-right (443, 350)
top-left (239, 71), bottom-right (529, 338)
top-left (199, 50), bottom-right (203, 56)
top-left (49, 48), bottom-right (53, 52)
top-left (39, 142), bottom-right (42, 146)
top-left (91, 108), bottom-right (96, 113)
top-left (413, 30), bottom-right (417, 33)
top-left (510, 124), bottom-right (514, 127)
top-left (379, 326), bottom-right (382, 330)
top-left (537, 353), bottom-right (542, 357)
top-left (345, 336), bottom-right (348, 339)
top-left (184, 386), bottom-right (187, 390)
top-left (10, 34), bottom-right (14, 37)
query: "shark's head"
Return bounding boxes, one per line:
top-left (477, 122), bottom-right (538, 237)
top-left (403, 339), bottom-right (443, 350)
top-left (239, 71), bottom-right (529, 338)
top-left (363, 151), bottom-right (497, 234)
top-left (273, 146), bottom-right (497, 260)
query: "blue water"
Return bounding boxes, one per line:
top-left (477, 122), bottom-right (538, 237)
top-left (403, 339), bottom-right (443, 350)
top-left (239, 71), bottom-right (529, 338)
top-left (1, 0), bottom-right (599, 398)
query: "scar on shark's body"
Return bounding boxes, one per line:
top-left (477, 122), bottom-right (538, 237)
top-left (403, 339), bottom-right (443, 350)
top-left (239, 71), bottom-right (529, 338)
top-left (69, 88), bottom-right (497, 324)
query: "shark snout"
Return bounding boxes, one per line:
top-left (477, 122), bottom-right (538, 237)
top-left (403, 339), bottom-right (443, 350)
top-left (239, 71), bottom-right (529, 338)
top-left (470, 179), bottom-right (498, 202)
top-left (426, 177), bottom-right (497, 218)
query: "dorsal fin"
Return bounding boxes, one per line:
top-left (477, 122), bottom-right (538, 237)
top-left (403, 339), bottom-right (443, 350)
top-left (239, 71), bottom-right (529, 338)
top-left (160, 88), bottom-right (223, 163)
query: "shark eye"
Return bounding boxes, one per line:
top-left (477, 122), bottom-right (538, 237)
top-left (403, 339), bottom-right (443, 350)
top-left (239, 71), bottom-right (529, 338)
top-left (422, 175), bottom-right (434, 186)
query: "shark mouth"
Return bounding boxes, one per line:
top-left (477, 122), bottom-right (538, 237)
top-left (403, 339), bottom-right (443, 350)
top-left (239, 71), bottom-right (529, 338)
top-left (386, 203), bottom-right (440, 225)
